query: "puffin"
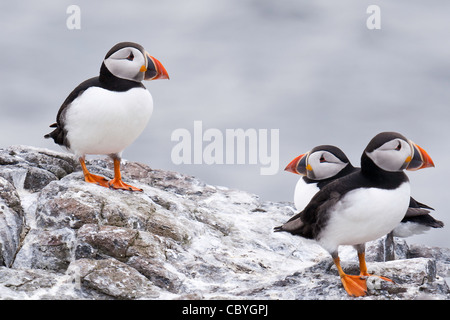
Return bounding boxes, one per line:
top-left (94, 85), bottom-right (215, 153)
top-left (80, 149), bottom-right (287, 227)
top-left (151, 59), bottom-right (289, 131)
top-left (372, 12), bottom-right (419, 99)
top-left (45, 42), bottom-right (169, 191)
top-left (284, 145), bottom-right (443, 236)
top-left (275, 132), bottom-right (435, 297)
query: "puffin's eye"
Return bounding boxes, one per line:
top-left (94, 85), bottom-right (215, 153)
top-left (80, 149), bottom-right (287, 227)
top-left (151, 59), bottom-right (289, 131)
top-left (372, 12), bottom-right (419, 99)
top-left (395, 142), bottom-right (401, 151)
top-left (320, 155), bottom-right (326, 163)
top-left (126, 52), bottom-right (134, 61)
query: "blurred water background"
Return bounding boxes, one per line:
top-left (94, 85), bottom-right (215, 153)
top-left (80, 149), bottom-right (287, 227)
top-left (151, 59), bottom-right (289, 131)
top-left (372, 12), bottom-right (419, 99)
top-left (1, 0), bottom-right (449, 248)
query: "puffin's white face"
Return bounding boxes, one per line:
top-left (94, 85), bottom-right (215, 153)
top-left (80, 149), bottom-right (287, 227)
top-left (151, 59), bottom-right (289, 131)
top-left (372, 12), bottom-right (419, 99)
top-left (104, 47), bottom-right (147, 82)
top-left (366, 138), bottom-right (412, 172)
top-left (307, 150), bottom-right (348, 180)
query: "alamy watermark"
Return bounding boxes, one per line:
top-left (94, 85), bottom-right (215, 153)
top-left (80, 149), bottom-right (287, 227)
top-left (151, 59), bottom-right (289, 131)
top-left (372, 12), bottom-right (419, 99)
top-left (66, 4), bottom-right (381, 31)
top-left (66, 5), bottom-right (81, 30)
top-left (171, 121), bottom-right (279, 175)
top-left (367, 5), bottom-right (381, 30)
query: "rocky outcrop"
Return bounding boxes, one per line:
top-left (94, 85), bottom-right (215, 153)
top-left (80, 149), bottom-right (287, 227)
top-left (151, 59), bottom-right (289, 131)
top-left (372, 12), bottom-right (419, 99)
top-left (0, 145), bottom-right (448, 299)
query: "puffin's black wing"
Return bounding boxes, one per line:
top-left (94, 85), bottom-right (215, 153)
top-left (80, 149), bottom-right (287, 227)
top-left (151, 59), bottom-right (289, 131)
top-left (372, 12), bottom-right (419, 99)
top-left (276, 165), bottom-right (359, 236)
top-left (274, 211), bottom-right (303, 234)
top-left (403, 197), bottom-right (443, 228)
top-left (409, 197), bottom-right (434, 211)
top-left (274, 178), bottom-right (350, 239)
top-left (44, 77), bottom-right (101, 148)
top-left (402, 196), bottom-right (442, 228)
top-left (401, 213), bottom-right (444, 228)
top-left (275, 170), bottom-right (377, 239)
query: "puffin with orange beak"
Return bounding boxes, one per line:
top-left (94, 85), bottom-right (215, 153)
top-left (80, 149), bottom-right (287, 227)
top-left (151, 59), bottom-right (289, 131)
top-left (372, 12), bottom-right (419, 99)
top-left (45, 42), bottom-right (169, 191)
top-left (276, 132), bottom-right (435, 297)
top-left (284, 144), bottom-right (442, 238)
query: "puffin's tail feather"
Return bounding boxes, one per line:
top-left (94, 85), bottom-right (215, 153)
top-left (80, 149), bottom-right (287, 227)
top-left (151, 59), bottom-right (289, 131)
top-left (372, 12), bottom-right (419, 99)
top-left (274, 216), bottom-right (304, 234)
top-left (44, 123), bottom-right (58, 139)
top-left (44, 126), bottom-right (58, 141)
top-left (44, 124), bottom-right (69, 148)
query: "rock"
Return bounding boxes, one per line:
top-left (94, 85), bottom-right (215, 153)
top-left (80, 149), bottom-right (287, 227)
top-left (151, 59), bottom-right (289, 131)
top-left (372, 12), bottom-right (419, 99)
top-left (407, 244), bottom-right (450, 280)
top-left (0, 176), bottom-right (24, 267)
top-left (0, 145), bottom-right (76, 192)
top-left (0, 145), bottom-right (448, 300)
top-left (77, 224), bottom-right (138, 261)
top-left (126, 256), bottom-right (182, 293)
top-left (70, 258), bottom-right (158, 299)
top-left (12, 228), bottom-right (76, 272)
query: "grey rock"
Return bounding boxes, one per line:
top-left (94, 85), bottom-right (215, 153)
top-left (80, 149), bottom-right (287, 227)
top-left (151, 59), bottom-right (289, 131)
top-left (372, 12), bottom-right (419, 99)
top-left (0, 145), bottom-right (76, 192)
top-left (0, 177), bottom-right (24, 267)
top-left (0, 146), bottom-right (448, 300)
top-left (407, 244), bottom-right (450, 279)
top-left (0, 265), bottom-right (83, 299)
top-left (126, 256), bottom-right (182, 293)
top-left (12, 228), bottom-right (76, 272)
top-left (70, 258), bottom-right (158, 299)
top-left (77, 224), bottom-right (138, 261)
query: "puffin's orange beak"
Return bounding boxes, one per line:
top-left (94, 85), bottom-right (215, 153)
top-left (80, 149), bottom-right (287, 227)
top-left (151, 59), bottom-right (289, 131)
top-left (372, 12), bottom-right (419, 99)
top-left (143, 53), bottom-right (169, 80)
top-left (285, 153), bottom-right (308, 176)
top-left (406, 142), bottom-right (435, 171)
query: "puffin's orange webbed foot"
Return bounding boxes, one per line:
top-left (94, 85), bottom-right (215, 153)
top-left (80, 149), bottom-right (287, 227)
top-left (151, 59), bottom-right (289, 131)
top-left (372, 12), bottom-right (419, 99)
top-left (333, 256), bottom-right (368, 297)
top-left (79, 157), bottom-right (109, 188)
top-left (340, 274), bottom-right (368, 297)
top-left (83, 172), bottom-right (110, 187)
top-left (108, 157), bottom-right (143, 191)
top-left (108, 178), bottom-right (143, 192)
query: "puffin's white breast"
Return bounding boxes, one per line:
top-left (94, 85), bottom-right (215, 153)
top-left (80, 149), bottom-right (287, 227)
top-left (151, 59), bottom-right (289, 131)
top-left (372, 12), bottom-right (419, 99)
top-left (294, 178), bottom-right (320, 211)
top-left (65, 87), bottom-right (153, 156)
top-left (318, 182), bottom-right (410, 253)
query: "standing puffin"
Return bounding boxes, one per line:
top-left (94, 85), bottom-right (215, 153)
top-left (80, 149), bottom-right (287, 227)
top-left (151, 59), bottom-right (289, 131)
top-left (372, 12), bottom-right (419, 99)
top-left (45, 42), bottom-right (169, 191)
top-left (275, 132), bottom-right (435, 297)
top-left (284, 145), bottom-right (443, 237)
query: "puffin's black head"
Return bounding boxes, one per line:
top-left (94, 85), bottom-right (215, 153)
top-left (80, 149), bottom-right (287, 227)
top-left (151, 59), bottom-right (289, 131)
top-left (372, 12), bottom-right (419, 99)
top-left (101, 41), bottom-right (169, 83)
top-left (285, 145), bottom-right (352, 180)
top-left (363, 131), bottom-right (434, 173)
